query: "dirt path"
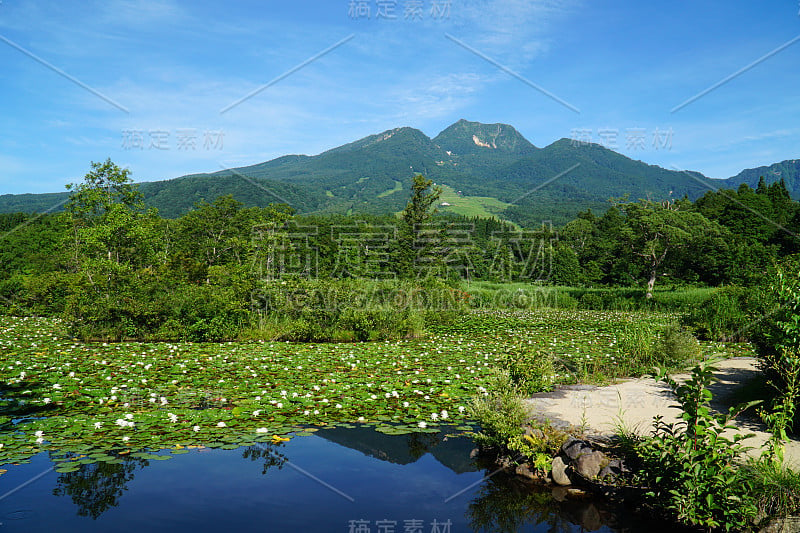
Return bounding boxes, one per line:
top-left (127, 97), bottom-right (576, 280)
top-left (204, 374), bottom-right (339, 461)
top-left (523, 357), bottom-right (800, 465)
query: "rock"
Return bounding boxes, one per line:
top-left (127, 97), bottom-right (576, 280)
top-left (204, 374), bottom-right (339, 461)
top-left (575, 450), bottom-right (607, 479)
top-left (551, 456), bottom-right (571, 486)
top-left (524, 426), bottom-right (544, 440)
top-left (551, 486), bottom-right (569, 502)
top-left (567, 488), bottom-right (590, 499)
top-left (562, 437), bottom-right (592, 461)
top-left (577, 503), bottom-right (602, 531)
top-left (469, 448), bottom-right (480, 459)
top-left (599, 459), bottom-right (624, 481)
top-left (515, 463), bottom-right (537, 480)
top-left (759, 517), bottom-right (800, 533)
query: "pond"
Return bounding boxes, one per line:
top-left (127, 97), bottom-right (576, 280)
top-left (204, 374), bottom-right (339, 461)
top-left (0, 426), bottom-right (673, 532)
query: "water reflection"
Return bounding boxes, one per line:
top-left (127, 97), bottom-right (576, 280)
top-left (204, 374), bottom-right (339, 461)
top-left (1, 427), bottom-right (671, 532)
top-left (52, 453), bottom-right (149, 519)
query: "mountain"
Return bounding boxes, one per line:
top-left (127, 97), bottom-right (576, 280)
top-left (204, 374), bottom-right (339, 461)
top-left (725, 159), bottom-right (800, 194)
top-left (433, 118), bottom-right (538, 156)
top-left (0, 119), bottom-right (795, 225)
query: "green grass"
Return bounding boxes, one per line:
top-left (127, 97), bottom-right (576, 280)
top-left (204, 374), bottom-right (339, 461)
top-left (435, 184), bottom-right (515, 223)
top-left (377, 180), bottom-right (403, 198)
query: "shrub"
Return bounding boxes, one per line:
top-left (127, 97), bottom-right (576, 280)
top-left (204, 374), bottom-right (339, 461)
top-left (681, 285), bottom-right (769, 341)
top-left (632, 359), bottom-right (760, 531)
top-left (501, 347), bottom-right (557, 395)
top-left (469, 370), bottom-right (527, 451)
top-left (658, 324), bottom-right (701, 365)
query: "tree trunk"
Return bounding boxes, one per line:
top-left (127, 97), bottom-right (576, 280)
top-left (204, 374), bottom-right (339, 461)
top-left (646, 269), bottom-right (656, 299)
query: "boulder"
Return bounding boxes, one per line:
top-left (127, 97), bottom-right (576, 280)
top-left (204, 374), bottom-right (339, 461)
top-left (515, 463), bottom-right (537, 480)
top-left (574, 450), bottom-right (607, 479)
top-left (598, 458), bottom-right (625, 481)
top-left (551, 456), bottom-right (571, 486)
top-left (561, 437), bottom-right (592, 461)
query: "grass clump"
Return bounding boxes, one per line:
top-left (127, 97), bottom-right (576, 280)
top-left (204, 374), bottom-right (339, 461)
top-left (469, 370), bottom-right (527, 451)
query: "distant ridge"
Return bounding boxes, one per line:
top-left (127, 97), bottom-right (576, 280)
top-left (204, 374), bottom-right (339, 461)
top-left (0, 120), bottom-right (796, 226)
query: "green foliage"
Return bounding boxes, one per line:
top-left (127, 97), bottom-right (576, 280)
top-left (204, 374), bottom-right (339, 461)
top-left (682, 285), bottom-right (771, 341)
top-left (252, 278), bottom-right (461, 342)
top-left (632, 359), bottom-right (761, 531)
top-left (744, 459), bottom-right (800, 522)
top-left (658, 324), bottom-right (701, 365)
top-left (469, 370), bottom-right (527, 451)
top-left (617, 321), bottom-right (657, 366)
top-left (756, 261), bottom-right (800, 463)
top-left (500, 345), bottom-right (558, 395)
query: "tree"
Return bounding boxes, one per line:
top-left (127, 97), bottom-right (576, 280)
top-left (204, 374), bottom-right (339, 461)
top-left (398, 174), bottom-right (441, 278)
top-left (62, 159), bottom-right (164, 338)
top-left (618, 199), bottom-right (721, 298)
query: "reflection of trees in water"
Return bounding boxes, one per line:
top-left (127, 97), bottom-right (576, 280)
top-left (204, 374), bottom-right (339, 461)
top-left (468, 473), bottom-right (572, 533)
top-left (406, 432), bottom-right (439, 461)
top-left (241, 443), bottom-right (287, 475)
top-left (52, 453), bottom-right (149, 519)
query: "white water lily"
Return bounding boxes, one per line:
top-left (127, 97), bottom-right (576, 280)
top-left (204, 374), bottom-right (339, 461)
top-left (167, 412), bottom-right (178, 423)
top-left (252, 410), bottom-right (261, 416)
top-left (216, 421), bottom-right (226, 427)
top-left (440, 410), bottom-right (448, 420)
top-left (122, 436), bottom-right (130, 442)
top-left (256, 428), bottom-right (268, 433)
top-left (431, 412), bottom-right (439, 421)
top-left (42, 397), bottom-right (51, 404)
top-left (418, 421), bottom-right (427, 428)
top-left (192, 425), bottom-right (200, 432)
top-left (94, 422), bottom-right (103, 429)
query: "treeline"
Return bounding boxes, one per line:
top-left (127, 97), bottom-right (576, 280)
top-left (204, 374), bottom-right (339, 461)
top-left (0, 160), bottom-right (798, 340)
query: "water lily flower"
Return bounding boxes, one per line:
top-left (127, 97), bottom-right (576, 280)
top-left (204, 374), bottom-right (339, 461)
top-left (418, 421), bottom-right (427, 428)
top-left (216, 421), bottom-right (226, 428)
top-left (167, 413), bottom-right (178, 423)
top-left (256, 428), bottom-right (268, 433)
top-left (192, 426), bottom-right (200, 432)
top-left (440, 410), bottom-right (448, 420)
top-left (94, 422), bottom-right (103, 429)
top-left (431, 413), bottom-right (439, 421)
top-left (252, 410), bottom-right (261, 416)
top-left (122, 436), bottom-right (130, 442)
top-left (43, 398), bottom-right (51, 404)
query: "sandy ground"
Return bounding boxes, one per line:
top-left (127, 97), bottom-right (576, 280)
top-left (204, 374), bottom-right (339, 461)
top-left (523, 357), bottom-right (800, 465)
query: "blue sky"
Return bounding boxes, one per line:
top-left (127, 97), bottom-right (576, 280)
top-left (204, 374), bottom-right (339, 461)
top-left (0, 0), bottom-right (799, 195)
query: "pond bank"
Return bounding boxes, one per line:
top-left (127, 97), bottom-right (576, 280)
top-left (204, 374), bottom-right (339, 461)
top-left (523, 356), bottom-right (800, 465)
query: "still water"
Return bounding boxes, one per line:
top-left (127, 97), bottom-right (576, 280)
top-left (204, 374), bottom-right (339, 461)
top-left (0, 426), bottom-right (671, 532)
